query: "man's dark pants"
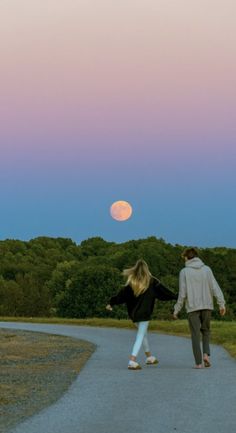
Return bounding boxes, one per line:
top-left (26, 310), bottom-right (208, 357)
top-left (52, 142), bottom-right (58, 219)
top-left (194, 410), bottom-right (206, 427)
top-left (188, 310), bottom-right (211, 365)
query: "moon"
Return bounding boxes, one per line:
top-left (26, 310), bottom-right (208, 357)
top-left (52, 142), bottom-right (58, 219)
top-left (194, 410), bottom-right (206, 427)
top-left (110, 200), bottom-right (133, 221)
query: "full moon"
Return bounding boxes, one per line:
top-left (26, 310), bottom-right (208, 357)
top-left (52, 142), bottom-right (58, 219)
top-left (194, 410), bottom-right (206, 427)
top-left (110, 200), bottom-right (133, 221)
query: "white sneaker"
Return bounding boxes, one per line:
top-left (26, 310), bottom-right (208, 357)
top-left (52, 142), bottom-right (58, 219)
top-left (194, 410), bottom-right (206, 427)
top-left (128, 360), bottom-right (142, 370)
top-left (145, 356), bottom-right (158, 365)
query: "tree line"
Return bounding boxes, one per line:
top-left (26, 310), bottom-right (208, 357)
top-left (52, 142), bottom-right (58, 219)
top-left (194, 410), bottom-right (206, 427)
top-left (0, 236), bottom-right (235, 320)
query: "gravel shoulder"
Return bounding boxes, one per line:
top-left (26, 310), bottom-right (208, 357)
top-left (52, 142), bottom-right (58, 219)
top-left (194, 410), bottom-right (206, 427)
top-left (0, 329), bottom-right (95, 433)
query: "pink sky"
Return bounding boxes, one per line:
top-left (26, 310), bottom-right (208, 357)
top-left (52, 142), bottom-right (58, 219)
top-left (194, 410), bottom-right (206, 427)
top-left (1, 0), bottom-right (235, 137)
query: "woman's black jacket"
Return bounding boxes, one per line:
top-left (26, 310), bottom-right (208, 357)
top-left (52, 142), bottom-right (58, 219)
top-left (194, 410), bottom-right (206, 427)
top-left (109, 277), bottom-right (177, 322)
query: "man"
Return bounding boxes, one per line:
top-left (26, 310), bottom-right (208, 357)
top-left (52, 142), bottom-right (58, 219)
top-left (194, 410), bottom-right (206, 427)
top-left (173, 247), bottom-right (226, 369)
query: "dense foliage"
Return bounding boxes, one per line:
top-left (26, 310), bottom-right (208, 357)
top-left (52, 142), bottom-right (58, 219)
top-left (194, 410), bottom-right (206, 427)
top-left (0, 236), bottom-right (235, 319)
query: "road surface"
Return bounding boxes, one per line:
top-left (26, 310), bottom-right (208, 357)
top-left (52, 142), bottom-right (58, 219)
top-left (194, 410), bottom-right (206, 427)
top-left (0, 322), bottom-right (235, 433)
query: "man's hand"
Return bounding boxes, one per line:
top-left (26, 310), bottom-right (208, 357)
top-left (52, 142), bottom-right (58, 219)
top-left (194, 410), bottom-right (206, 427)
top-left (220, 307), bottom-right (226, 316)
top-left (106, 304), bottom-right (113, 311)
top-left (173, 313), bottom-right (178, 320)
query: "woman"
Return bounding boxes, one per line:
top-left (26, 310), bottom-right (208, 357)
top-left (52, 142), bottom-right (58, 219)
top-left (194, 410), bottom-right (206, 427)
top-left (106, 259), bottom-right (177, 370)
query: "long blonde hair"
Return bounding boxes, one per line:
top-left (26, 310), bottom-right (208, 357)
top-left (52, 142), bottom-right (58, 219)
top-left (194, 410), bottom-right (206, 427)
top-left (123, 259), bottom-right (152, 297)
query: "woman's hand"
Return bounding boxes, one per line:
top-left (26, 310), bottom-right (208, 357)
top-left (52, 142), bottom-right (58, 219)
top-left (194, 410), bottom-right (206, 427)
top-left (106, 304), bottom-right (113, 311)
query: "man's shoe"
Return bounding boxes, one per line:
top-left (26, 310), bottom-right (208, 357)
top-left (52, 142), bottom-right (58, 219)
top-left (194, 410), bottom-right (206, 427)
top-left (193, 364), bottom-right (204, 369)
top-left (203, 358), bottom-right (211, 367)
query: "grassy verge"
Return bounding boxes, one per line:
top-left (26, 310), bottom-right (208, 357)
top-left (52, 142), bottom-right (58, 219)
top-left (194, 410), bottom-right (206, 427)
top-left (0, 329), bottom-right (95, 432)
top-left (1, 316), bottom-right (236, 359)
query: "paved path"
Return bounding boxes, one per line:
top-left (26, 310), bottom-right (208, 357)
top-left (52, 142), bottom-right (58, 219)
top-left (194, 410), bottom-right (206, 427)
top-left (1, 322), bottom-right (236, 433)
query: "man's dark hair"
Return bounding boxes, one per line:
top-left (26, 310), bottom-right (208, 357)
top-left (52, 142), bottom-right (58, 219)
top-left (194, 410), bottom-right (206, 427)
top-left (182, 247), bottom-right (199, 260)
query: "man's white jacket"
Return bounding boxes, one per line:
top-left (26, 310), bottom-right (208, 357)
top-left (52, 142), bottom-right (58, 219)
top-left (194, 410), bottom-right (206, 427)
top-left (174, 258), bottom-right (225, 314)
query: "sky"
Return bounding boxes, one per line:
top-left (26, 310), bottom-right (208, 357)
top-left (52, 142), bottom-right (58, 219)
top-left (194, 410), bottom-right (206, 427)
top-left (1, 0), bottom-right (236, 248)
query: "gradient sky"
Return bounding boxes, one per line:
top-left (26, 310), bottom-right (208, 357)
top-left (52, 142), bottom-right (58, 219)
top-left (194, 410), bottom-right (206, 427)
top-left (1, 0), bottom-right (236, 247)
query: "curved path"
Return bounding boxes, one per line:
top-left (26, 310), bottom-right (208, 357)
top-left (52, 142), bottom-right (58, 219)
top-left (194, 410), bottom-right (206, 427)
top-left (1, 322), bottom-right (235, 433)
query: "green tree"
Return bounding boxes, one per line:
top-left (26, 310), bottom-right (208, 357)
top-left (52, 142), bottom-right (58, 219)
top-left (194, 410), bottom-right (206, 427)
top-left (56, 265), bottom-right (123, 318)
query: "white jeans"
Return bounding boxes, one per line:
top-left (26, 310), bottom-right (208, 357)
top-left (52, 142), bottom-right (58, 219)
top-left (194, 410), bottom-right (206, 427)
top-left (131, 321), bottom-right (150, 357)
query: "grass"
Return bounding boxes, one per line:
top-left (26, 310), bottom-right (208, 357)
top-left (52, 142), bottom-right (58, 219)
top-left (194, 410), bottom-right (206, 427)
top-left (1, 316), bottom-right (236, 359)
